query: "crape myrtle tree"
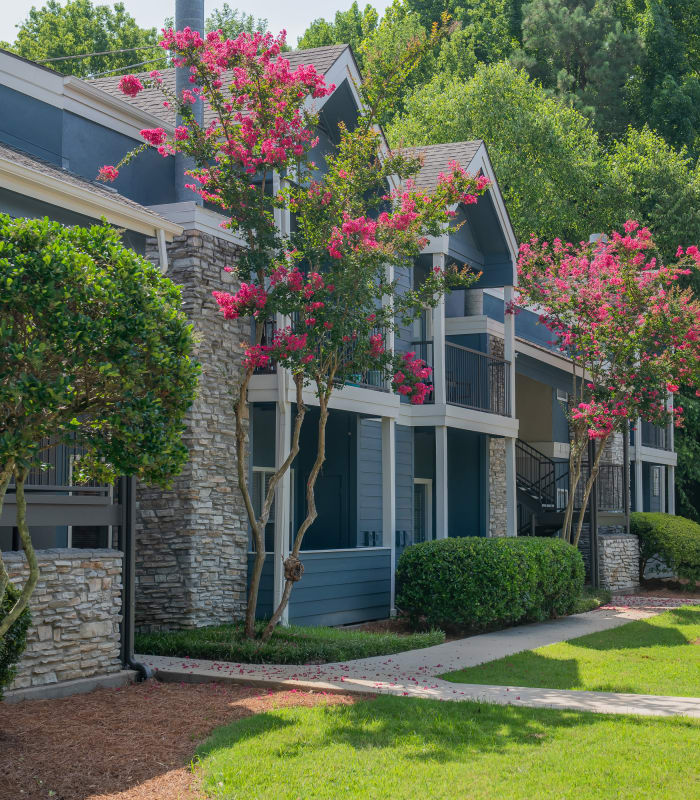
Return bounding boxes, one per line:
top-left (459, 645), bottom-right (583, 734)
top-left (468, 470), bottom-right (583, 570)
top-left (516, 223), bottom-right (700, 545)
top-left (101, 26), bottom-right (489, 640)
top-left (0, 217), bottom-right (198, 642)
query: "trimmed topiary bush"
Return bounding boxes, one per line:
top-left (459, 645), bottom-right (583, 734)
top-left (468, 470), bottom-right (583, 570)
top-left (395, 536), bottom-right (584, 630)
top-left (1, 582), bottom-right (31, 700)
top-left (630, 512), bottom-right (700, 588)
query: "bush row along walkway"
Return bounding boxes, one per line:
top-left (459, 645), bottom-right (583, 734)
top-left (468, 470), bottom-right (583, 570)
top-left (140, 598), bottom-right (700, 719)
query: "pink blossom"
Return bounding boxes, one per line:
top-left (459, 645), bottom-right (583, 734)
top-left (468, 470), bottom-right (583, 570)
top-left (97, 165), bottom-right (119, 182)
top-left (119, 74), bottom-right (144, 97)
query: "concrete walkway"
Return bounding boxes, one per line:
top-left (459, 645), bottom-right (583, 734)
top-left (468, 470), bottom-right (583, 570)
top-left (140, 599), bottom-right (700, 719)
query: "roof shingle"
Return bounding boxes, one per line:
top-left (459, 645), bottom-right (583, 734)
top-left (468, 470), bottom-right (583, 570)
top-left (397, 141), bottom-right (483, 191)
top-left (89, 45), bottom-right (349, 127)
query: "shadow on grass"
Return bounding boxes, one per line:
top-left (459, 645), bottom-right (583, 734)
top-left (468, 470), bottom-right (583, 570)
top-left (195, 695), bottom-right (694, 773)
top-left (572, 607), bottom-right (700, 652)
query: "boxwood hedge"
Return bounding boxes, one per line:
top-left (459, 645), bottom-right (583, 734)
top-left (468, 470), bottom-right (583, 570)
top-left (1, 582), bottom-right (31, 700)
top-left (631, 512), bottom-right (700, 587)
top-left (395, 536), bottom-right (584, 629)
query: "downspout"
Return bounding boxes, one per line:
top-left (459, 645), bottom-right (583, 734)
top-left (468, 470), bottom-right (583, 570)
top-left (157, 228), bottom-right (169, 275)
top-left (120, 476), bottom-right (152, 680)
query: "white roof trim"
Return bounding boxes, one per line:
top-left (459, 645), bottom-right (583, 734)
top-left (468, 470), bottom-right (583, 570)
top-left (0, 155), bottom-right (182, 238)
top-left (148, 202), bottom-right (246, 246)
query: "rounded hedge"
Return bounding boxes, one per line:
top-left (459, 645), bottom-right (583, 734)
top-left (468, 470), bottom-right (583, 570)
top-left (1, 582), bottom-right (31, 699)
top-left (395, 536), bottom-right (584, 629)
top-left (630, 512), bottom-right (700, 587)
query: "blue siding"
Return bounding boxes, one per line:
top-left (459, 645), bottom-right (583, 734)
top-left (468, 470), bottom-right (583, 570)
top-left (394, 263), bottom-right (414, 355)
top-left (248, 548), bottom-right (392, 626)
top-left (357, 418), bottom-right (383, 546)
top-left (0, 85), bottom-right (62, 164)
top-left (516, 353), bottom-right (572, 394)
top-left (288, 549), bottom-right (391, 626)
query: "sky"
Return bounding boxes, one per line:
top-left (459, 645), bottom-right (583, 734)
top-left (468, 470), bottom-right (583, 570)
top-left (0, 0), bottom-right (392, 47)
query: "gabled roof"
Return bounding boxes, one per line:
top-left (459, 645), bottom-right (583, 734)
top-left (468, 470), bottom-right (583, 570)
top-left (89, 45), bottom-right (350, 128)
top-left (0, 142), bottom-right (182, 238)
top-left (398, 141), bottom-right (483, 191)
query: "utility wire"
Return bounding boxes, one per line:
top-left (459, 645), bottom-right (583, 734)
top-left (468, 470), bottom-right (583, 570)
top-left (90, 55), bottom-right (169, 79)
top-left (38, 45), bottom-right (161, 63)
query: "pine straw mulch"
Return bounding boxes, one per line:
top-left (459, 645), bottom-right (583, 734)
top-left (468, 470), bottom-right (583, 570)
top-left (0, 680), bottom-right (360, 800)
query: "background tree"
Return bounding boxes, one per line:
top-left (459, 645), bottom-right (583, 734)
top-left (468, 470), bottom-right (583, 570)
top-left (0, 0), bottom-right (162, 77)
top-left (0, 216), bottom-right (199, 640)
top-left (298, 1), bottom-right (379, 66)
top-left (511, 0), bottom-right (641, 138)
top-left (205, 4), bottom-right (268, 39)
top-left (388, 62), bottom-right (618, 244)
top-left (516, 223), bottom-right (700, 544)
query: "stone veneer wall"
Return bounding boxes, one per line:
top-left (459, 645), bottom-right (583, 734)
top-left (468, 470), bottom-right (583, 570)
top-left (5, 549), bottom-right (123, 690)
top-left (488, 437), bottom-right (507, 537)
top-left (138, 230), bottom-right (250, 631)
top-left (598, 533), bottom-right (639, 591)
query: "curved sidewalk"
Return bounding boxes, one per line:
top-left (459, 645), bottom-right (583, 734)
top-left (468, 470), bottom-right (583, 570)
top-left (139, 599), bottom-right (700, 719)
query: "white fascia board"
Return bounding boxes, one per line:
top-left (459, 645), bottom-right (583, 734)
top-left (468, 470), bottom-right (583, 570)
top-left (516, 338), bottom-right (573, 371)
top-left (445, 315), bottom-right (504, 338)
top-left (471, 143), bottom-right (519, 273)
top-left (148, 202), bottom-right (246, 246)
top-left (0, 156), bottom-right (182, 238)
top-left (420, 232), bottom-right (450, 255)
top-left (0, 53), bottom-right (169, 141)
top-left (636, 447), bottom-right (678, 466)
top-left (399, 402), bottom-right (520, 437)
top-left (63, 76), bottom-right (173, 139)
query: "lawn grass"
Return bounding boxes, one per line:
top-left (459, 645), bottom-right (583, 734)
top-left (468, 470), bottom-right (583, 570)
top-left (135, 621), bottom-right (444, 665)
top-left (194, 695), bottom-right (700, 799)
top-left (571, 585), bottom-right (612, 613)
top-left (442, 606), bottom-right (700, 696)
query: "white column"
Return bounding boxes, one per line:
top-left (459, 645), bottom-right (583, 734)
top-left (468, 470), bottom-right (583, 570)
top-left (667, 465), bottom-right (676, 515)
top-left (505, 436), bottom-right (517, 537)
top-left (432, 253), bottom-right (446, 406)
top-left (382, 417), bottom-right (396, 613)
top-left (435, 425), bottom-right (449, 538)
top-left (503, 285), bottom-right (516, 418)
top-left (634, 417), bottom-right (643, 512)
top-left (273, 370), bottom-right (292, 625)
top-left (156, 228), bottom-right (169, 275)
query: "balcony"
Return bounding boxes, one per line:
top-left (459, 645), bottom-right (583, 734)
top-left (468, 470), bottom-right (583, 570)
top-left (411, 340), bottom-right (511, 417)
top-left (641, 421), bottom-right (670, 451)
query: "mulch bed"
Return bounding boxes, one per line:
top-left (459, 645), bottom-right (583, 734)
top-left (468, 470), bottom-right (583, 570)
top-left (0, 680), bottom-right (358, 800)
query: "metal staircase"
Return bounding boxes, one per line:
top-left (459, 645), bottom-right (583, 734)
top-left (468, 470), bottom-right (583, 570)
top-left (515, 439), bottom-right (569, 536)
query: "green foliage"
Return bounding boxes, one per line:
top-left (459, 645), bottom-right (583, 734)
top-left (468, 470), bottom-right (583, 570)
top-left (297, 1), bottom-right (379, 65)
top-left (0, 581), bottom-right (31, 699)
top-left (135, 621), bottom-right (444, 664)
top-left (0, 215), bottom-right (199, 485)
top-left (388, 63), bottom-right (617, 243)
top-left (512, 0), bottom-right (641, 138)
top-left (571, 585), bottom-right (611, 613)
top-left (395, 536), bottom-right (584, 629)
top-left (205, 4), bottom-right (268, 39)
top-left (443, 606), bottom-right (700, 696)
top-left (608, 125), bottom-right (700, 263)
top-left (0, 0), bottom-right (162, 77)
top-left (631, 512), bottom-right (700, 587)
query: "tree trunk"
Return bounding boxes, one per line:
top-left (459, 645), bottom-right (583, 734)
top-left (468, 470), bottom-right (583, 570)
top-left (0, 467), bottom-right (39, 640)
top-left (0, 462), bottom-right (15, 607)
top-left (240, 373), bottom-right (307, 638)
top-left (260, 393), bottom-right (330, 641)
top-left (572, 434), bottom-right (609, 548)
top-left (562, 440), bottom-right (585, 543)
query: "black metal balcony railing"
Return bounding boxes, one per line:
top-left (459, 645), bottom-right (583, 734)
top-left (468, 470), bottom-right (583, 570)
top-left (641, 421), bottom-right (670, 451)
top-left (445, 342), bottom-right (510, 417)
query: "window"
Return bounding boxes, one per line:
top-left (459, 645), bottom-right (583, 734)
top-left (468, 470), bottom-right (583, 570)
top-left (651, 466), bottom-right (661, 498)
top-left (413, 479), bottom-right (433, 543)
top-left (556, 388), bottom-right (569, 403)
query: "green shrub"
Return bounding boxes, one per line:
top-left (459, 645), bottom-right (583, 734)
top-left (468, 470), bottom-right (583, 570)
top-left (395, 537), bottom-right (584, 629)
top-left (630, 512), bottom-right (700, 588)
top-left (0, 582), bottom-right (31, 699)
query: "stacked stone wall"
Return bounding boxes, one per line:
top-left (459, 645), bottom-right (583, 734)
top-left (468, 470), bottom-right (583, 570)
top-left (488, 437), bottom-right (507, 537)
top-left (138, 230), bottom-right (249, 630)
top-left (599, 533), bottom-right (639, 591)
top-left (5, 549), bottom-right (122, 690)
